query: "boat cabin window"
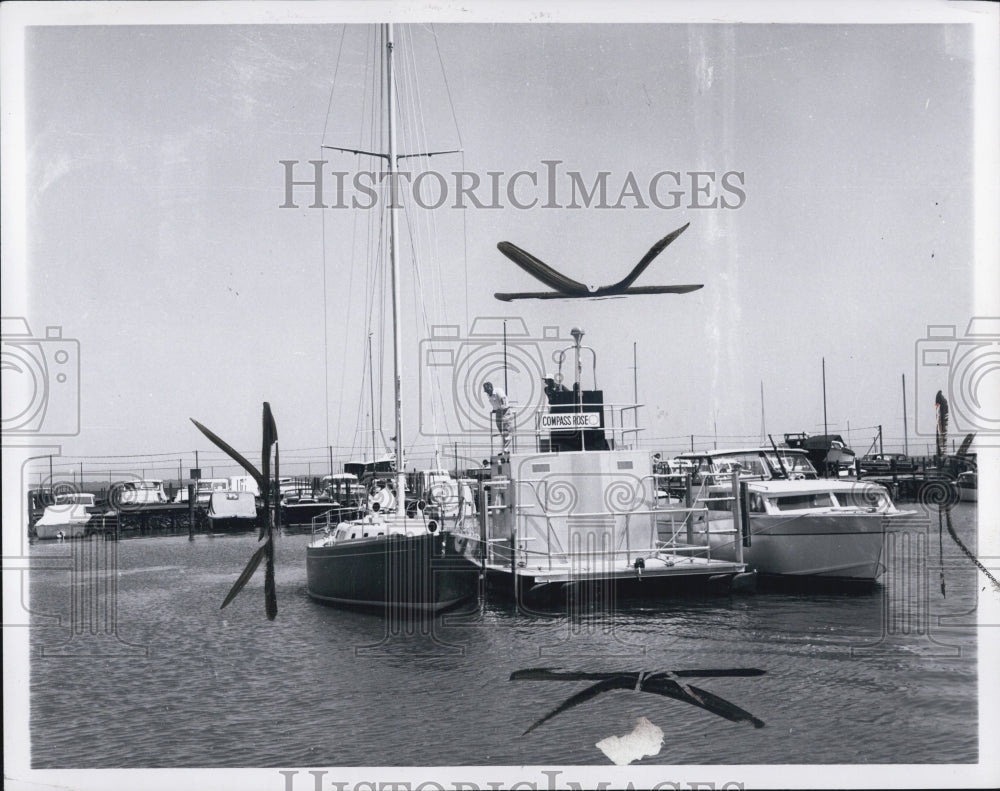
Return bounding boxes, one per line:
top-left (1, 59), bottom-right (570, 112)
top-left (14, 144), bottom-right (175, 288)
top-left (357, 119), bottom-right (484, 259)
top-left (770, 492), bottom-right (836, 511)
top-left (706, 453), bottom-right (767, 480)
top-left (749, 493), bottom-right (767, 513)
top-left (833, 490), bottom-right (887, 509)
top-left (780, 454), bottom-right (818, 477)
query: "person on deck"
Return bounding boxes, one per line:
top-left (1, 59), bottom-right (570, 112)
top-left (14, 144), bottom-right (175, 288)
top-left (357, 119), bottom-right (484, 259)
top-left (483, 381), bottom-right (512, 454)
top-left (542, 373), bottom-right (569, 403)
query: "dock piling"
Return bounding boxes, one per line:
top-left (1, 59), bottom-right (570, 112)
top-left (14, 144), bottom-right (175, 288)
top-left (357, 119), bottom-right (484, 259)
top-left (187, 484), bottom-right (195, 540)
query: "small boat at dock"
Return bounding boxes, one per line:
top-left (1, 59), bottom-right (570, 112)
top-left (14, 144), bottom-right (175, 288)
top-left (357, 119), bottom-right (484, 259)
top-left (305, 24), bottom-right (482, 613)
top-left (111, 479), bottom-right (169, 506)
top-left (783, 432), bottom-right (856, 477)
top-left (660, 448), bottom-right (911, 581)
top-left (482, 329), bottom-right (751, 604)
top-left (956, 470), bottom-right (977, 503)
top-left (34, 493), bottom-right (102, 540)
top-left (207, 491), bottom-right (259, 533)
top-left (281, 473), bottom-right (364, 528)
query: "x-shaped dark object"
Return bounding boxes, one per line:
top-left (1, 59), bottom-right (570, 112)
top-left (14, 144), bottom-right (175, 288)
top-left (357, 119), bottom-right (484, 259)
top-left (510, 668), bottom-right (766, 735)
top-left (494, 223), bottom-right (702, 301)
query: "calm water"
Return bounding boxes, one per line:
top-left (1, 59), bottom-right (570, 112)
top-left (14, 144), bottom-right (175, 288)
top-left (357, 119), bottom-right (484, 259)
top-left (27, 503), bottom-right (979, 767)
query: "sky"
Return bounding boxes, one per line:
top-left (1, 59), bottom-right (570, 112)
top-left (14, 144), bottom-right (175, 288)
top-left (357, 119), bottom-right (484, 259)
top-left (2, 2), bottom-right (997, 486)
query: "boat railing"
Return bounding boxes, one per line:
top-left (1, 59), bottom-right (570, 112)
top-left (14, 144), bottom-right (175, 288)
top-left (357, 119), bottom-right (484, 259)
top-left (483, 400), bottom-right (651, 455)
top-left (525, 400), bottom-right (647, 452)
top-left (309, 505), bottom-right (358, 538)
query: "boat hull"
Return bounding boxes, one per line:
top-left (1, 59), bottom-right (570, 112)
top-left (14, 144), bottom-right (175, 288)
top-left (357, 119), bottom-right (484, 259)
top-left (282, 503), bottom-right (360, 527)
top-left (958, 488), bottom-right (977, 503)
top-left (34, 521), bottom-right (91, 540)
top-left (306, 531), bottom-right (481, 612)
top-left (208, 516), bottom-right (259, 534)
top-left (957, 478), bottom-right (977, 503)
top-left (679, 512), bottom-right (889, 581)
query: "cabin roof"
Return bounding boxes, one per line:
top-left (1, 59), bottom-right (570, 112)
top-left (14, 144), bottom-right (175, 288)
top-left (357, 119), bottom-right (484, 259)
top-left (749, 479), bottom-right (887, 495)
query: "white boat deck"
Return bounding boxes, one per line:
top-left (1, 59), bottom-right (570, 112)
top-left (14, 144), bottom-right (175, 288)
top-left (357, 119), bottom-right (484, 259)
top-left (484, 551), bottom-right (745, 584)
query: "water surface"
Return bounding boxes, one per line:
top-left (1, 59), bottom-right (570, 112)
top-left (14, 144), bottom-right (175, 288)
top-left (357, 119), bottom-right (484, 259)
top-left (28, 503), bottom-right (979, 767)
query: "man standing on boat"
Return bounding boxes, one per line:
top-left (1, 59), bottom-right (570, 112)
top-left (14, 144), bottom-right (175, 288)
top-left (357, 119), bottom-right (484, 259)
top-left (483, 381), bottom-right (512, 454)
top-left (542, 372), bottom-right (569, 403)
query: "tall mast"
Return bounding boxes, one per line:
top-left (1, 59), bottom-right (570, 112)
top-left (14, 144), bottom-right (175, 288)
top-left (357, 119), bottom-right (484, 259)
top-left (386, 23), bottom-right (406, 503)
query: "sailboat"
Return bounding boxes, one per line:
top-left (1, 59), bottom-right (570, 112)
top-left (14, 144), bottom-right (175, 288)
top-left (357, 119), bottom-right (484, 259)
top-left (305, 24), bottom-right (481, 613)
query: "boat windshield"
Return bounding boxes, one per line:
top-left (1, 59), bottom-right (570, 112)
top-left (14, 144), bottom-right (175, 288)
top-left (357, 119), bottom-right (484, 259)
top-left (833, 490), bottom-right (888, 509)
top-left (765, 453), bottom-right (817, 477)
top-left (710, 453), bottom-right (768, 478)
top-left (770, 492), bottom-right (836, 511)
top-left (54, 493), bottom-right (95, 506)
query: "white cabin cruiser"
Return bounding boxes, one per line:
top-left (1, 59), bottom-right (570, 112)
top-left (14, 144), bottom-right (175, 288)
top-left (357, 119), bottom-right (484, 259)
top-left (663, 449), bottom-right (911, 581)
top-left (34, 493), bottom-right (101, 539)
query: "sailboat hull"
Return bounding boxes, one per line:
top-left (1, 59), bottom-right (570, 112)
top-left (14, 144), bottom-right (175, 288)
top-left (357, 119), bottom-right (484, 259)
top-left (306, 531), bottom-right (481, 612)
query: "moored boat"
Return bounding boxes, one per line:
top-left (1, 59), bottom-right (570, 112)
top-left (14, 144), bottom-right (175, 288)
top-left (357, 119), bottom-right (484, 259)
top-left (662, 448), bottom-right (911, 581)
top-left (783, 432), bottom-right (856, 477)
top-left (481, 328), bottom-right (751, 604)
top-left (956, 470), bottom-right (977, 503)
top-left (282, 473), bottom-right (364, 527)
top-left (207, 491), bottom-right (260, 533)
top-left (112, 479), bottom-right (169, 506)
top-left (34, 493), bottom-right (102, 540)
top-left (172, 478), bottom-right (229, 505)
top-left (305, 24), bottom-right (482, 613)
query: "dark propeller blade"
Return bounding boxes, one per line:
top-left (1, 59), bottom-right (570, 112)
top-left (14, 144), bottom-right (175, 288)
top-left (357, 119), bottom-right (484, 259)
top-left (610, 284), bottom-right (703, 295)
top-left (494, 284), bottom-right (703, 302)
top-left (496, 222), bottom-right (693, 299)
top-left (496, 242), bottom-right (590, 295)
top-left (512, 667), bottom-right (766, 735)
top-left (511, 668), bottom-right (766, 681)
top-left (522, 676), bottom-right (629, 735)
top-left (640, 676), bottom-right (766, 729)
top-left (608, 222), bottom-right (690, 291)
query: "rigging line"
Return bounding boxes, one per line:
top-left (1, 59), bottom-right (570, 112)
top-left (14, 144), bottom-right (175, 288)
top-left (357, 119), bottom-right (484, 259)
top-left (357, 170), bottom-right (388, 460)
top-left (344, 27), bottom-right (382, 463)
top-left (427, 23), bottom-right (470, 329)
top-left (402, 200), bottom-right (450, 443)
top-left (351, 168), bottom-right (381, 463)
top-left (321, 159), bottom-right (330, 450)
top-left (402, 28), bottom-right (443, 325)
top-left (334, 26), bottom-right (373, 456)
top-left (460, 149), bottom-right (469, 331)
top-left (321, 25), bottom-right (349, 143)
top-left (320, 25), bottom-right (348, 449)
top-left (402, 29), bottom-right (460, 444)
top-left (418, 29), bottom-right (454, 332)
top-left (354, 30), bottom-right (386, 463)
top-left (430, 23), bottom-right (463, 149)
